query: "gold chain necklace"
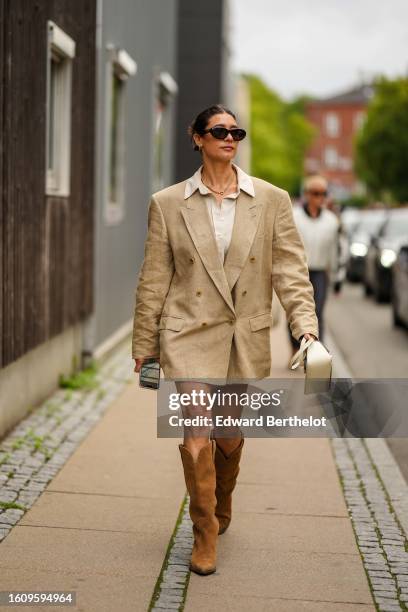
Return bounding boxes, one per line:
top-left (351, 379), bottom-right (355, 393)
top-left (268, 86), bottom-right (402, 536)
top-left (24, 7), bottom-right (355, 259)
top-left (201, 170), bottom-right (236, 196)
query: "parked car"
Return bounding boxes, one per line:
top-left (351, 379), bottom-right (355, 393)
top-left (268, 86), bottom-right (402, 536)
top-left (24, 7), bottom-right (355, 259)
top-left (364, 208), bottom-right (408, 302)
top-left (346, 208), bottom-right (387, 282)
top-left (391, 244), bottom-right (408, 328)
top-left (341, 207), bottom-right (363, 241)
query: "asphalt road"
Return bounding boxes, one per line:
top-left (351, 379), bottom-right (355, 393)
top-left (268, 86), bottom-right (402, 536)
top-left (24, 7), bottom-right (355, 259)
top-left (326, 281), bottom-right (408, 484)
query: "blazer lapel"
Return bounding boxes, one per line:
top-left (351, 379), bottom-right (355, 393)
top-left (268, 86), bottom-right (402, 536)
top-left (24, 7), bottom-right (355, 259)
top-left (181, 189), bottom-right (263, 314)
top-left (223, 190), bottom-right (263, 291)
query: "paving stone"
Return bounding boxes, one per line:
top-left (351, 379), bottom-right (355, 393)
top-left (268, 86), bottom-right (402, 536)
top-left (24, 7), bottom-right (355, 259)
top-left (159, 589), bottom-right (184, 596)
top-left (0, 491), bottom-right (18, 503)
top-left (369, 571), bottom-right (393, 579)
top-left (365, 564), bottom-right (389, 571)
top-left (0, 527), bottom-right (11, 539)
top-left (154, 597), bottom-right (182, 606)
top-left (0, 512), bottom-right (23, 525)
top-left (373, 589), bottom-right (397, 599)
top-left (371, 580), bottom-right (397, 588)
top-left (22, 482), bottom-right (45, 491)
top-left (363, 553), bottom-right (386, 560)
top-left (361, 548), bottom-right (383, 555)
top-left (397, 580), bottom-right (408, 587)
top-left (374, 596), bottom-right (401, 604)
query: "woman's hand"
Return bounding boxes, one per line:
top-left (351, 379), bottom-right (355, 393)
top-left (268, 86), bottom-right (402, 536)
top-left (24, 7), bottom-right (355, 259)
top-left (134, 356), bottom-right (160, 373)
top-left (301, 333), bottom-right (317, 342)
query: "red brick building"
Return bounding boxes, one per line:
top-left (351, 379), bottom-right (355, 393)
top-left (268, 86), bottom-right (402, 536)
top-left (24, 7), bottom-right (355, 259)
top-left (304, 83), bottom-right (374, 200)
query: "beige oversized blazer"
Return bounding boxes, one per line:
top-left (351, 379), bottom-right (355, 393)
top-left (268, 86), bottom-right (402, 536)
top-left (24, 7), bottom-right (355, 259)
top-left (132, 173), bottom-right (319, 381)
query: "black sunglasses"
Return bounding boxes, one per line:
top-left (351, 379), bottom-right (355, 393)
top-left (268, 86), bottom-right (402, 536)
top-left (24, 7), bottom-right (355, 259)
top-left (202, 126), bottom-right (247, 141)
top-left (309, 190), bottom-right (328, 197)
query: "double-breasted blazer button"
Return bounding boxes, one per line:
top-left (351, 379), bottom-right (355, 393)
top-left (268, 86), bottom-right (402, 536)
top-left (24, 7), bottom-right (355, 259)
top-left (201, 321), bottom-right (207, 326)
top-left (196, 290), bottom-right (202, 296)
top-left (250, 256), bottom-right (256, 262)
top-left (242, 290), bottom-right (247, 296)
top-left (189, 257), bottom-right (194, 263)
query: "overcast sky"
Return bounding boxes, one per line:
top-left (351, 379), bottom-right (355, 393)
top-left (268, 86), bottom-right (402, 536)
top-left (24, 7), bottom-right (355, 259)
top-left (230, 0), bottom-right (408, 100)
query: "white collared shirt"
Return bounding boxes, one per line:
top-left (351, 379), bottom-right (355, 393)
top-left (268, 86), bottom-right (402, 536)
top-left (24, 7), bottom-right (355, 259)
top-left (184, 163), bottom-right (255, 264)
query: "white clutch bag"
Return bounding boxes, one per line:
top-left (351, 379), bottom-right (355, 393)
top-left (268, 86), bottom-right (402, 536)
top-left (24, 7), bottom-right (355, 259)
top-left (289, 337), bottom-right (333, 394)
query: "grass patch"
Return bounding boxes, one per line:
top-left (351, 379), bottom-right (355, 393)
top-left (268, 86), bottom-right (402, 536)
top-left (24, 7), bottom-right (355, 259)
top-left (43, 402), bottom-right (61, 418)
top-left (0, 501), bottom-right (26, 511)
top-left (0, 453), bottom-right (10, 466)
top-left (148, 494), bottom-right (191, 612)
top-left (11, 437), bottom-right (26, 451)
top-left (96, 388), bottom-right (106, 400)
top-left (58, 360), bottom-right (99, 391)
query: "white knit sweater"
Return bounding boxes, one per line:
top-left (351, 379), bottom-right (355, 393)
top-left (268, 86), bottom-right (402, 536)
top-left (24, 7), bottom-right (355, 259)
top-left (292, 203), bottom-right (339, 279)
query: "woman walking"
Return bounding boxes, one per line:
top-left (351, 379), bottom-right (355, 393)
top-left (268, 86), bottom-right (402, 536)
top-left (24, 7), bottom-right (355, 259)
top-left (132, 104), bottom-right (318, 575)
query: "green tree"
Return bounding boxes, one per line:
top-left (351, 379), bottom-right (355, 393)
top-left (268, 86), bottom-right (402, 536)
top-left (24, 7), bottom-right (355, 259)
top-left (355, 77), bottom-right (408, 203)
top-left (244, 74), bottom-right (315, 196)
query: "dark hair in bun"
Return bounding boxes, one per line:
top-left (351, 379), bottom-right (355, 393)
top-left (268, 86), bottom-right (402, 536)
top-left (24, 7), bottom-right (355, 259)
top-left (187, 104), bottom-right (237, 151)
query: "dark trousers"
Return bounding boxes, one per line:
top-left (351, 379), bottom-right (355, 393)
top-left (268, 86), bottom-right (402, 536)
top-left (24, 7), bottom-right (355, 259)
top-left (288, 269), bottom-right (328, 350)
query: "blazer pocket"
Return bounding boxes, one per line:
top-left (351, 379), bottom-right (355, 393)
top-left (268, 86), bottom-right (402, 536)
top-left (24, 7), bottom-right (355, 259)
top-left (159, 315), bottom-right (185, 332)
top-left (249, 312), bottom-right (273, 332)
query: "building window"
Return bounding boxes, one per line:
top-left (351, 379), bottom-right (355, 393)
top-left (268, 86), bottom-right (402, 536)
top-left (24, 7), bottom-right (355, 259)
top-left (45, 21), bottom-right (76, 197)
top-left (324, 146), bottom-right (338, 169)
top-left (104, 46), bottom-right (137, 225)
top-left (338, 156), bottom-right (352, 171)
top-left (304, 157), bottom-right (320, 172)
top-left (109, 70), bottom-right (124, 208)
top-left (325, 112), bottom-right (340, 137)
top-left (152, 71), bottom-right (178, 193)
top-left (354, 111), bottom-right (366, 131)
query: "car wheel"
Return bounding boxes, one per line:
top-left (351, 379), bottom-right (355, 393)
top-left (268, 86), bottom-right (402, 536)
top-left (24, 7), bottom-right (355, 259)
top-left (374, 285), bottom-right (387, 303)
top-left (373, 270), bottom-right (389, 303)
top-left (391, 289), bottom-right (404, 328)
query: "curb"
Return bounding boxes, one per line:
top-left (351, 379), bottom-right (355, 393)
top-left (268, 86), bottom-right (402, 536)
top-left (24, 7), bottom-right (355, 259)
top-left (326, 328), bottom-right (408, 611)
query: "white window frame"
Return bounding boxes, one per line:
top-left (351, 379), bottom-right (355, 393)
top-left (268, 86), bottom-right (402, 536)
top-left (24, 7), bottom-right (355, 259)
top-left (152, 70), bottom-right (178, 193)
top-left (324, 146), bottom-right (338, 169)
top-left (304, 157), bottom-right (320, 173)
top-left (353, 111), bottom-right (366, 131)
top-left (325, 112), bottom-right (340, 138)
top-left (338, 156), bottom-right (352, 171)
top-left (45, 21), bottom-right (76, 197)
top-left (104, 44), bottom-right (137, 225)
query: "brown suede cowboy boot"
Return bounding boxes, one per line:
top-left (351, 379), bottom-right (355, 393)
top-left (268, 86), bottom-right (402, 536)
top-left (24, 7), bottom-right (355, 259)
top-left (213, 434), bottom-right (245, 534)
top-left (178, 439), bottom-right (219, 575)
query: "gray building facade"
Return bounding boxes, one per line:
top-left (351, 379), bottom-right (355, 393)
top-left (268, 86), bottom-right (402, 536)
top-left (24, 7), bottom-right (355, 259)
top-left (175, 0), bottom-right (233, 181)
top-left (82, 0), bottom-right (178, 361)
top-left (0, 0), bottom-right (238, 440)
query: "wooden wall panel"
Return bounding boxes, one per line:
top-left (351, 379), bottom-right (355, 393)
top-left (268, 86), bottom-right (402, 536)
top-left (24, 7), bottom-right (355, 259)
top-left (0, 0), bottom-right (96, 369)
top-left (0, 0), bottom-right (5, 369)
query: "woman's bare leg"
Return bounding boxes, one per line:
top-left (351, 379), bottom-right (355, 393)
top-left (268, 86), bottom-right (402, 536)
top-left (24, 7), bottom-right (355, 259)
top-left (175, 380), bottom-right (218, 461)
top-left (212, 382), bottom-right (248, 456)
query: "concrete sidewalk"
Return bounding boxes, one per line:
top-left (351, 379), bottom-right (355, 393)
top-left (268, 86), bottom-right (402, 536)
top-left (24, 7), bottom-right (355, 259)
top-left (185, 307), bottom-right (375, 612)
top-left (0, 374), bottom-right (186, 611)
top-left (0, 307), bottom-right (375, 612)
